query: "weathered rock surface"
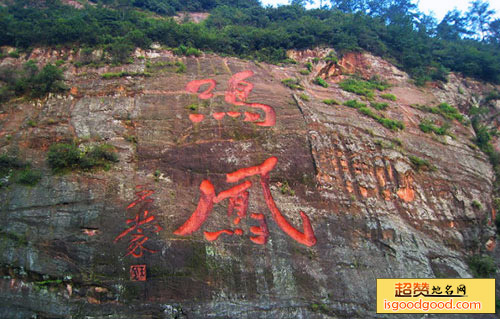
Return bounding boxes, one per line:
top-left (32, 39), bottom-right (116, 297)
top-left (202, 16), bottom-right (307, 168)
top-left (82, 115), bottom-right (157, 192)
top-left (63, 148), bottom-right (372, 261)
top-left (0, 47), bottom-right (498, 318)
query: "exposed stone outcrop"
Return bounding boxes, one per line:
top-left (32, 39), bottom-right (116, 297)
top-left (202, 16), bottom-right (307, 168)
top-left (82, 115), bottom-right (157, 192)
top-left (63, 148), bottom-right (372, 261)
top-left (0, 47), bottom-right (498, 318)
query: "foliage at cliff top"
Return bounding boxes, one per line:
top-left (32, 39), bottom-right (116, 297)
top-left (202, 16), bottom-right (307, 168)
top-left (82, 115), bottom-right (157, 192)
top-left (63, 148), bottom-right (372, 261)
top-left (0, 0), bottom-right (499, 84)
top-left (0, 60), bottom-right (66, 102)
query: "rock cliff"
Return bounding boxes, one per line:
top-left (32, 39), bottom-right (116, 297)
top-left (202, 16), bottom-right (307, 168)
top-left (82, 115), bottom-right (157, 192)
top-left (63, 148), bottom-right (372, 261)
top-left (0, 47), bottom-right (498, 318)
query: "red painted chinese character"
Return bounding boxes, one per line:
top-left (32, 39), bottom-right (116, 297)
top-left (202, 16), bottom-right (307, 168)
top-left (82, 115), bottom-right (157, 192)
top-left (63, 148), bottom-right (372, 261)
top-left (185, 71), bottom-right (276, 127)
top-left (201, 182), bottom-right (270, 244)
top-left (248, 213), bottom-right (269, 245)
top-left (173, 157), bottom-right (317, 246)
top-left (186, 79), bottom-right (216, 100)
top-left (126, 186), bottom-right (155, 209)
top-left (130, 265), bottom-right (147, 281)
top-left (114, 210), bottom-right (163, 257)
top-left (115, 186), bottom-right (162, 258)
top-left (224, 70), bottom-right (276, 127)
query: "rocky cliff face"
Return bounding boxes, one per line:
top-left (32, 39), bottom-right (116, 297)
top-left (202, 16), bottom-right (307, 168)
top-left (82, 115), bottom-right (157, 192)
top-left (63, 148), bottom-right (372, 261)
top-left (0, 47), bottom-right (498, 318)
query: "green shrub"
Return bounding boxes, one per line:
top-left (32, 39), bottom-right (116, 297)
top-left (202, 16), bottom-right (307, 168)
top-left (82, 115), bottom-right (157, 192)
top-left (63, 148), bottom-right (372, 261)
top-left (369, 76), bottom-right (390, 89)
top-left (324, 51), bottom-right (338, 63)
top-left (101, 71), bottom-right (151, 79)
top-left (469, 106), bottom-right (489, 116)
top-left (126, 29), bottom-right (151, 48)
top-left (436, 102), bottom-right (464, 122)
top-left (252, 47), bottom-right (287, 63)
top-left (33, 279), bottom-right (63, 290)
top-left (47, 143), bottom-right (81, 171)
top-left (281, 78), bottom-right (303, 90)
top-left (473, 121), bottom-right (493, 152)
top-left (344, 100), bottom-right (403, 131)
top-left (154, 169), bottom-right (161, 182)
top-left (124, 135), bottom-right (137, 144)
top-left (282, 58), bottom-right (297, 64)
top-left (374, 139), bottom-right (391, 148)
top-left (374, 138), bottom-right (403, 149)
top-left (79, 144), bottom-right (118, 170)
top-left (0, 154), bottom-right (41, 187)
top-left (16, 168), bottom-right (42, 186)
top-left (0, 154), bottom-right (26, 171)
top-left (339, 77), bottom-right (389, 99)
top-left (472, 118), bottom-right (500, 172)
top-left (409, 155), bottom-right (431, 171)
top-left (47, 143), bottom-right (118, 172)
top-left (75, 47), bottom-right (105, 68)
top-left (435, 124), bottom-right (449, 136)
top-left (371, 102), bottom-right (388, 110)
top-left (417, 103), bottom-right (464, 123)
top-left (101, 72), bottom-right (122, 79)
top-left (413, 70), bottom-right (432, 86)
top-left (305, 62), bottom-right (313, 72)
top-left (0, 154), bottom-right (27, 184)
top-left (299, 69), bottom-right (310, 75)
top-left (145, 60), bottom-right (175, 70)
top-left (313, 77), bottom-right (329, 88)
top-left (468, 255), bottom-right (496, 278)
top-left (186, 47), bottom-right (202, 57)
top-left (8, 50), bottom-right (20, 58)
top-left (339, 79), bottom-right (373, 98)
top-left (322, 99), bottom-right (339, 105)
top-left (471, 200), bottom-right (482, 209)
top-left (89, 144), bottom-right (118, 162)
top-left (279, 181), bottom-right (295, 196)
top-left (175, 61), bottom-right (186, 73)
top-left (485, 90), bottom-right (500, 103)
top-left (377, 117), bottom-right (404, 131)
top-left (107, 40), bottom-right (134, 65)
top-left (359, 106), bottom-right (378, 119)
top-left (310, 302), bottom-right (329, 314)
top-left (392, 138), bottom-right (403, 146)
top-left (173, 45), bottom-right (202, 57)
top-left (299, 93), bottom-right (310, 101)
top-left (29, 63), bottom-right (67, 98)
top-left (419, 119), bottom-right (449, 136)
top-left (186, 103), bottom-right (199, 111)
top-left (380, 93), bottom-right (396, 101)
top-left (0, 86), bottom-right (14, 103)
top-left (344, 100), bottom-right (366, 109)
top-left (494, 197), bottom-right (500, 211)
top-left (419, 119), bottom-right (433, 133)
top-left (431, 64), bottom-right (449, 83)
